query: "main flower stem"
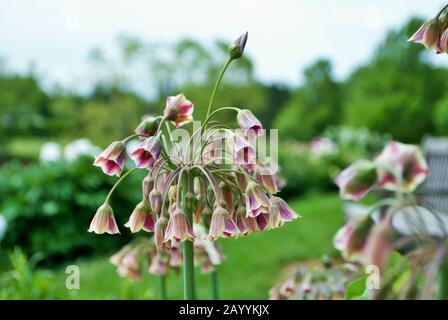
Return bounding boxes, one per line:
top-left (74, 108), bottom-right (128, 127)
top-left (182, 172), bottom-right (195, 300)
top-left (205, 58), bottom-right (233, 122)
top-left (211, 270), bottom-right (219, 300)
top-left (160, 275), bottom-right (167, 300)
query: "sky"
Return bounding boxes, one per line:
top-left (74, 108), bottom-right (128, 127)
top-left (0, 0), bottom-right (447, 93)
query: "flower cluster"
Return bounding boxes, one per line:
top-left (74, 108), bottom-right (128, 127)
top-left (89, 33), bottom-right (299, 262)
top-left (110, 225), bottom-right (225, 281)
top-left (408, 4), bottom-right (448, 54)
top-left (334, 141), bottom-right (429, 272)
top-left (269, 260), bottom-right (361, 300)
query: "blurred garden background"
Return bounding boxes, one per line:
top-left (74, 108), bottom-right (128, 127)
top-left (1, 1), bottom-right (448, 299)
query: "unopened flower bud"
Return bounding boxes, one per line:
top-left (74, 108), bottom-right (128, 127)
top-left (149, 189), bottom-right (162, 215)
top-left (142, 174), bottom-right (154, 200)
top-left (155, 215), bottom-right (169, 250)
top-left (228, 32), bottom-right (248, 60)
top-left (135, 115), bottom-right (162, 138)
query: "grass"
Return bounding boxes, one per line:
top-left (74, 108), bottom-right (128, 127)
top-left (50, 192), bottom-right (344, 299)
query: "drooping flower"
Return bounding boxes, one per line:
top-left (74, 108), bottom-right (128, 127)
top-left (93, 141), bottom-right (126, 177)
top-left (208, 206), bottom-right (239, 240)
top-left (135, 115), bottom-right (162, 138)
top-left (164, 208), bottom-right (195, 243)
top-left (254, 165), bottom-right (278, 195)
top-left (148, 253), bottom-right (169, 276)
top-left (154, 215), bottom-right (169, 250)
top-left (408, 18), bottom-right (443, 50)
top-left (374, 141), bottom-right (429, 192)
top-left (237, 109), bottom-right (263, 138)
top-left (228, 32), bottom-right (248, 60)
top-left (233, 134), bottom-right (257, 171)
top-left (245, 181), bottom-right (272, 217)
top-left (271, 196), bottom-right (300, 222)
top-left (149, 189), bottom-right (163, 215)
top-left (438, 28), bottom-right (448, 53)
top-left (335, 160), bottom-right (378, 201)
top-left (362, 217), bottom-right (394, 273)
top-left (333, 215), bottom-right (374, 262)
top-left (163, 93), bottom-right (194, 127)
top-left (125, 200), bottom-right (156, 233)
top-left (142, 174), bottom-right (154, 199)
top-left (118, 248), bottom-right (142, 280)
top-left (255, 213), bottom-right (270, 231)
top-left (88, 203), bottom-right (120, 234)
top-left (130, 136), bottom-right (161, 169)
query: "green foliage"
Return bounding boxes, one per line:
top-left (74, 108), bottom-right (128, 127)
top-left (275, 59), bottom-right (342, 141)
top-left (0, 158), bottom-right (145, 262)
top-left (434, 95), bottom-right (448, 135)
top-left (0, 249), bottom-right (56, 299)
top-left (345, 275), bottom-right (369, 300)
top-left (342, 18), bottom-right (448, 143)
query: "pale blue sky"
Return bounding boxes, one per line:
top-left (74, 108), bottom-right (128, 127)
top-left (0, 0), bottom-right (446, 92)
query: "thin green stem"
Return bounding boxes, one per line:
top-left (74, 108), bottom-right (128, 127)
top-left (160, 275), bottom-right (167, 300)
top-left (182, 171), bottom-right (195, 300)
top-left (205, 58), bottom-right (233, 121)
top-left (105, 168), bottom-right (138, 204)
top-left (211, 270), bottom-right (219, 300)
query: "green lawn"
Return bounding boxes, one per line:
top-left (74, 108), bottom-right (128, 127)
top-left (51, 193), bottom-right (344, 299)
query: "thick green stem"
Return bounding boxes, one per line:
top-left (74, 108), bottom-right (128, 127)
top-left (211, 270), bottom-right (219, 300)
top-left (182, 172), bottom-right (195, 300)
top-left (160, 275), bottom-right (167, 300)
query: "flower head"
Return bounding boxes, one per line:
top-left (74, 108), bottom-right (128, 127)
top-left (228, 32), bottom-right (248, 60)
top-left (237, 109), bottom-right (263, 138)
top-left (408, 18), bottom-right (442, 50)
top-left (148, 253), bottom-right (169, 276)
top-left (163, 93), bottom-right (194, 127)
top-left (130, 136), bottom-right (161, 169)
top-left (93, 141), bottom-right (126, 177)
top-left (88, 203), bottom-right (120, 234)
top-left (245, 181), bottom-right (272, 217)
top-left (335, 160), bottom-right (378, 201)
top-left (208, 206), bottom-right (239, 240)
top-left (135, 115), bottom-right (162, 138)
top-left (374, 141), bottom-right (429, 192)
top-left (125, 200), bottom-right (156, 233)
top-left (164, 208), bottom-right (195, 243)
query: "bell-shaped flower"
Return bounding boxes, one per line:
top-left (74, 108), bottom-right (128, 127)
top-left (245, 181), bottom-right (272, 217)
top-left (118, 248), bottom-right (142, 281)
top-left (130, 136), bottom-right (161, 169)
top-left (93, 141), bottom-right (126, 177)
top-left (271, 196), bottom-right (300, 223)
top-left (233, 134), bottom-right (257, 171)
top-left (88, 203), bottom-right (120, 234)
top-left (135, 115), bottom-right (162, 138)
top-left (335, 160), bottom-right (378, 201)
top-left (438, 28), bottom-right (448, 53)
top-left (374, 141), bottom-right (429, 192)
top-left (408, 18), bottom-right (442, 50)
top-left (164, 208), bottom-right (195, 243)
top-left (237, 109), bottom-right (263, 138)
top-left (208, 206), bottom-right (239, 240)
top-left (254, 165), bottom-right (278, 195)
top-left (256, 213), bottom-right (270, 231)
top-left (125, 200), bottom-right (156, 233)
top-left (148, 253), bottom-right (169, 276)
top-left (362, 217), bottom-right (394, 273)
top-left (163, 93), bottom-right (194, 127)
top-left (333, 215), bottom-right (374, 262)
top-left (155, 215), bottom-right (169, 250)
